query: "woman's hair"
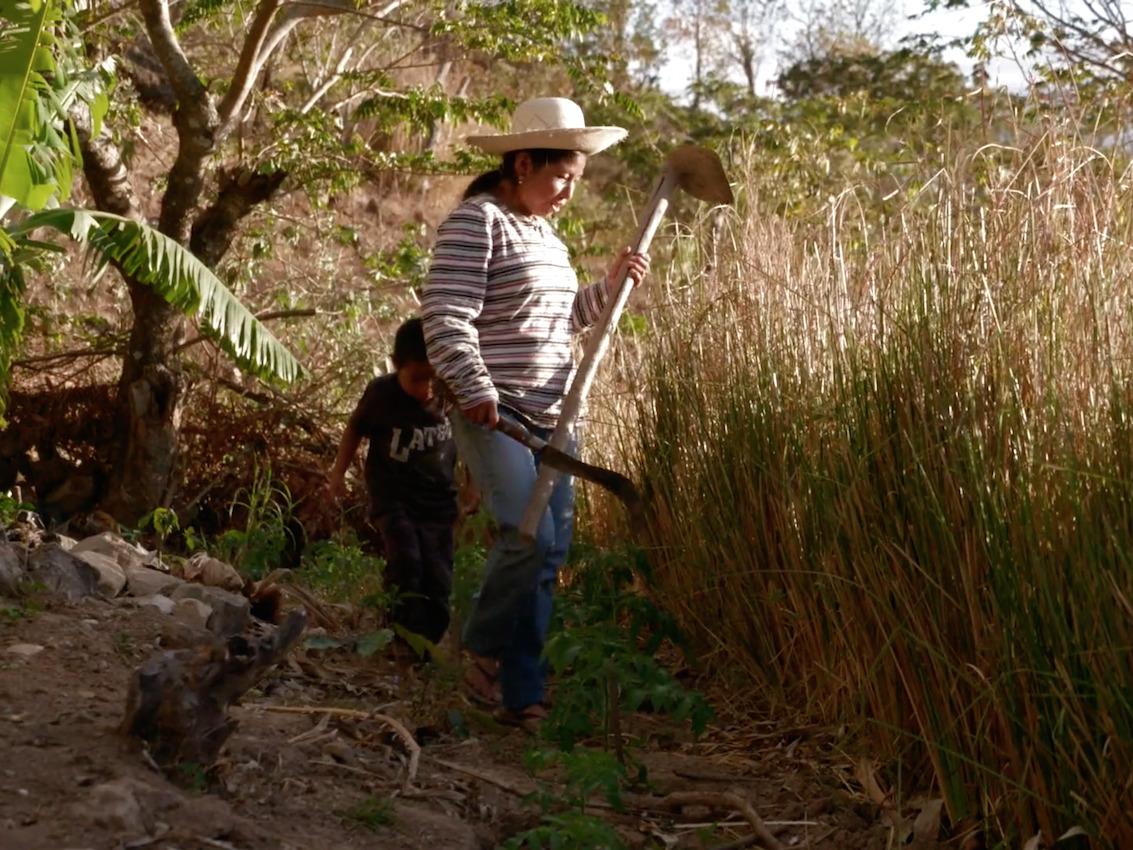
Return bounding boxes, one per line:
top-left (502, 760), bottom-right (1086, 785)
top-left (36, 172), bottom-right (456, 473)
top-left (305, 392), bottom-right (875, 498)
top-left (463, 148), bottom-right (583, 199)
top-left (392, 317), bottom-right (429, 367)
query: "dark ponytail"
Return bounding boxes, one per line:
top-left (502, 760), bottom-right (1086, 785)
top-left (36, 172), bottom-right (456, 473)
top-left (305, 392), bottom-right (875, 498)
top-left (463, 169), bottom-right (504, 199)
top-left (462, 149), bottom-right (583, 200)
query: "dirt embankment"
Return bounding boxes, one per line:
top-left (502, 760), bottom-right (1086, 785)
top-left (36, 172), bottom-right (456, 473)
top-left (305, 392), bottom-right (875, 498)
top-left (0, 535), bottom-right (894, 850)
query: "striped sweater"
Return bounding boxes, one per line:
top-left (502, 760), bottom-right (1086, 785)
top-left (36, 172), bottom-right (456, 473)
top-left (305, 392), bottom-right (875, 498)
top-left (422, 194), bottom-right (610, 428)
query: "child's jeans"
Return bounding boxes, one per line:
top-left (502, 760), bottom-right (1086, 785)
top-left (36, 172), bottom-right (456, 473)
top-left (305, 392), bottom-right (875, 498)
top-left (377, 510), bottom-right (455, 645)
top-left (450, 407), bottom-right (576, 711)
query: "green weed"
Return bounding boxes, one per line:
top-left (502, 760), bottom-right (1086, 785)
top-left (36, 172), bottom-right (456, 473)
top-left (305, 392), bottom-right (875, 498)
top-left (217, 465), bottom-right (296, 581)
top-left (300, 529), bottom-right (389, 612)
top-left (343, 795), bottom-right (396, 831)
top-left (172, 761), bottom-right (209, 793)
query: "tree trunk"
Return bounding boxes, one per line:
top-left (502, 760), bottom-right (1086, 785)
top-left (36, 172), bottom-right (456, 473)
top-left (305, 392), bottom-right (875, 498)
top-left (76, 115), bottom-right (186, 524)
top-left (78, 126), bottom-right (286, 523)
top-left (739, 37), bottom-right (757, 97)
top-left (80, 0), bottom-right (307, 523)
top-left (99, 168), bottom-right (287, 524)
top-left (101, 287), bottom-right (185, 523)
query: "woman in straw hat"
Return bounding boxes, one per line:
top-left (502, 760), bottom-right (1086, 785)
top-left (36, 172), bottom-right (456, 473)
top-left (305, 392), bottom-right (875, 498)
top-left (421, 96), bottom-right (649, 730)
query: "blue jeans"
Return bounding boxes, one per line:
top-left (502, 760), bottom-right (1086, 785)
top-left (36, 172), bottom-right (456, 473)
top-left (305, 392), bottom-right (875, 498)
top-left (451, 408), bottom-right (576, 711)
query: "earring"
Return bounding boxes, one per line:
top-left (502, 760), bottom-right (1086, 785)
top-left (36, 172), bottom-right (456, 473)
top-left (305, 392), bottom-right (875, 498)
top-left (517, 176), bottom-right (525, 185)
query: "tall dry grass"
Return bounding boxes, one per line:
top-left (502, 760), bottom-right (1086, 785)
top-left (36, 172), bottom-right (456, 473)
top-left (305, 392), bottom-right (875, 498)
top-left (609, 131), bottom-right (1133, 843)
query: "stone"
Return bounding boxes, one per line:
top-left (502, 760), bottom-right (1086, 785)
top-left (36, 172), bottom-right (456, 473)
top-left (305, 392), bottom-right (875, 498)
top-left (172, 597), bottom-right (212, 630)
top-left (72, 532), bottom-right (152, 572)
top-left (5, 643), bottom-right (45, 658)
top-left (159, 617), bottom-right (221, 650)
top-left (27, 544), bottom-right (99, 600)
top-left (182, 552), bottom-right (244, 592)
top-left (124, 565), bottom-right (183, 598)
top-left (83, 779), bottom-right (151, 837)
top-left (324, 740), bottom-right (358, 765)
top-left (72, 551), bottom-right (127, 597)
top-left (135, 594), bottom-right (176, 616)
top-left (0, 538), bottom-right (24, 597)
top-left (170, 583), bottom-right (250, 637)
top-left (53, 534), bottom-right (78, 551)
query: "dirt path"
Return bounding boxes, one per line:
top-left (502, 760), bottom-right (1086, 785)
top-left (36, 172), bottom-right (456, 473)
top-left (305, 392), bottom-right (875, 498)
top-left (0, 593), bottom-right (891, 849)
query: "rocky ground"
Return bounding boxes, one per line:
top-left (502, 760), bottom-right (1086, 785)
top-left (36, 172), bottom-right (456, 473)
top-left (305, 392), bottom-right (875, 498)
top-left (0, 527), bottom-right (913, 850)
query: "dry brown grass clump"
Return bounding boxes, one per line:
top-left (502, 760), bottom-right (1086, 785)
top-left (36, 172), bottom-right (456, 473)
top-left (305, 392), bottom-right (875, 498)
top-left (609, 127), bottom-right (1133, 844)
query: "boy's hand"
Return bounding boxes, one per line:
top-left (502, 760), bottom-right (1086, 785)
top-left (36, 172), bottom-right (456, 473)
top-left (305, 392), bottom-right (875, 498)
top-left (326, 473), bottom-right (347, 504)
top-left (605, 246), bottom-right (650, 290)
top-left (463, 399), bottom-right (499, 428)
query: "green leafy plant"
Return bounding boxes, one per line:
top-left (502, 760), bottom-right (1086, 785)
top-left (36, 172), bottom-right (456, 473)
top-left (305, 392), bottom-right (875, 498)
top-left (0, 0), bottom-right (302, 422)
top-left (0, 583), bottom-right (44, 622)
top-left (137, 505), bottom-right (182, 559)
top-left (449, 511), bottom-right (489, 637)
top-left (0, 491), bottom-right (33, 526)
top-left (525, 748), bottom-right (627, 811)
top-left (363, 223), bottom-right (431, 292)
top-left (503, 811), bottom-right (627, 850)
top-left (504, 749), bottom-right (629, 850)
top-left (497, 548), bottom-right (711, 848)
top-left (541, 544), bottom-right (712, 755)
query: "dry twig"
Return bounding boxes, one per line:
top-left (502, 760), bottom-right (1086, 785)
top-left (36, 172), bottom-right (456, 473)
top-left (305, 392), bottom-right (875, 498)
top-left (258, 705), bottom-right (420, 788)
top-left (657, 791), bottom-right (787, 850)
top-left (423, 755), bottom-right (536, 797)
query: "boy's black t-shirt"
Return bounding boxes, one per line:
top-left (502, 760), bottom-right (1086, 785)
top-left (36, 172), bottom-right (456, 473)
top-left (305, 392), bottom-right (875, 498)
top-left (350, 374), bottom-right (457, 522)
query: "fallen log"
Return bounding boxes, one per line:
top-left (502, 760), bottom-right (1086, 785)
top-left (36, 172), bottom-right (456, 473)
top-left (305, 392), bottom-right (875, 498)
top-left (120, 608), bottom-right (307, 767)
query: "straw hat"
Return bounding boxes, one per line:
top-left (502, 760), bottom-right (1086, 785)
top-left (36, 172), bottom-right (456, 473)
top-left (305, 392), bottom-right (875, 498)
top-left (466, 97), bottom-right (627, 156)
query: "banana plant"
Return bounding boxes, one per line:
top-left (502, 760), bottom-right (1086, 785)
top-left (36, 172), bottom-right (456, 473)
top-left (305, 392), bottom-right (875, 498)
top-left (0, 0), bottom-right (301, 411)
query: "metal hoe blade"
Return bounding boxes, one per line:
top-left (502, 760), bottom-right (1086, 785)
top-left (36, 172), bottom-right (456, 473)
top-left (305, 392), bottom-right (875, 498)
top-left (666, 144), bottom-right (734, 205)
top-left (495, 416), bottom-right (645, 532)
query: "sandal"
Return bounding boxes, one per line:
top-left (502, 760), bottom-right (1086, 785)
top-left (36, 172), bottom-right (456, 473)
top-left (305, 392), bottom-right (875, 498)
top-left (462, 653), bottom-right (501, 707)
top-left (495, 703), bottom-right (547, 735)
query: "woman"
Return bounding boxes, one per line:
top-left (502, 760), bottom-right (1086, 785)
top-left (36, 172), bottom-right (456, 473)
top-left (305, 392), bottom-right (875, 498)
top-left (421, 96), bottom-right (649, 729)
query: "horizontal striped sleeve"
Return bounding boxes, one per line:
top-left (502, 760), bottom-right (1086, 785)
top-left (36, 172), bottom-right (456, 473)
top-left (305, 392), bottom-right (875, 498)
top-left (421, 202), bottom-right (498, 410)
top-left (571, 278), bottom-right (611, 332)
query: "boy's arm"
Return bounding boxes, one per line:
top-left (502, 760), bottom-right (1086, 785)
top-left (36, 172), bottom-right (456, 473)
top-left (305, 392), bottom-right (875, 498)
top-left (327, 422), bottom-right (363, 503)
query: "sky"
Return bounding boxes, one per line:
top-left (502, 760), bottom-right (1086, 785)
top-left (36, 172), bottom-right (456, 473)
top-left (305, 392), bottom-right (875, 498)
top-left (655, 0), bottom-right (1036, 97)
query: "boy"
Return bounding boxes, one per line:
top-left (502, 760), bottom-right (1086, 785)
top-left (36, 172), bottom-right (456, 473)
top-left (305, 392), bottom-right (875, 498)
top-left (327, 317), bottom-right (458, 647)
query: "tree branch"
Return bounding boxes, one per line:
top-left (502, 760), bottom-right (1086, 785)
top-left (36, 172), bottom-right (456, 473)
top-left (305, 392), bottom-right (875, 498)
top-left (1023, 0), bottom-right (1124, 64)
top-left (216, 0), bottom-right (287, 140)
top-left (137, 0), bottom-right (209, 107)
top-left (72, 110), bottom-right (144, 221)
top-left (299, 14), bottom-right (392, 115)
top-left (138, 0), bottom-right (220, 241)
top-left (189, 166), bottom-right (288, 265)
top-left (246, 0), bottom-right (404, 122)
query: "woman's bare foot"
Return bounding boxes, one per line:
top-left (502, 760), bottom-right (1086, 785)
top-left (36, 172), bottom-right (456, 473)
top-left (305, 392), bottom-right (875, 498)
top-left (462, 653), bottom-right (501, 706)
top-left (496, 703), bottom-right (547, 734)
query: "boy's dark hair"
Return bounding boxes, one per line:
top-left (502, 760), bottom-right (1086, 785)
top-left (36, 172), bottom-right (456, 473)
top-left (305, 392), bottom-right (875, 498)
top-left (463, 148), bottom-right (583, 199)
top-left (392, 317), bottom-right (429, 367)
